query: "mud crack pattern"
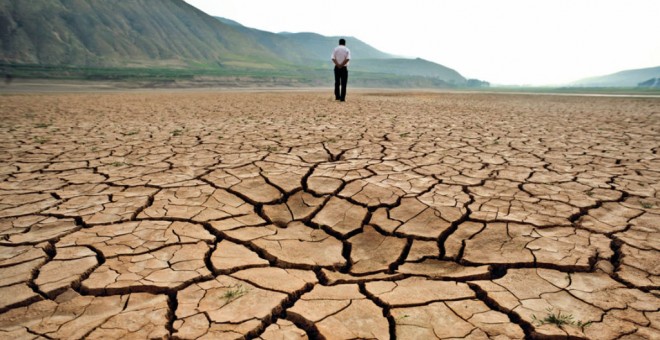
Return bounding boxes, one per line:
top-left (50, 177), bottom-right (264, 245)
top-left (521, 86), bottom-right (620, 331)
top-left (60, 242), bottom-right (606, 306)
top-left (0, 91), bottom-right (658, 339)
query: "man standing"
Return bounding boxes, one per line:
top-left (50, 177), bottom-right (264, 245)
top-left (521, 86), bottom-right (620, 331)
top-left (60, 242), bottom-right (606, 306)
top-left (332, 38), bottom-right (351, 102)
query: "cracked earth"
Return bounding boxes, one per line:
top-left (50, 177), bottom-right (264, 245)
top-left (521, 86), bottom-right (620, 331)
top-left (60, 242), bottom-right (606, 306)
top-left (0, 90), bottom-right (658, 339)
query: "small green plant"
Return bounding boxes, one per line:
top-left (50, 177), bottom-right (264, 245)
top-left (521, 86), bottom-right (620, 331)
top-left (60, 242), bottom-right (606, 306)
top-left (576, 320), bottom-right (593, 331)
top-left (222, 284), bottom-right (248, 303)
top-left (532, 308), bottom-right (592, 331)
top-left (265, 146), bottom-right (278, 152)
top-left (34, 136), bottom-right (48, 144)
top-left (35, 123), bottom-right (51, 128)
top-left (125, 130), bottom-right (139, 136)
top-left (326, 138), bottom-right (337, 143)
top-left (640, 201), bottom-right (653, 209)
top-left (400, 132), bottom-right (410, 137)
top-left (171, 129), bottom-right (183, 136)
top-left (111, 161), bottom-right (126, 167)
top-left (395, 314), bottom-right (410, 323)
top-left (586, 191), bottom-right (594, 197)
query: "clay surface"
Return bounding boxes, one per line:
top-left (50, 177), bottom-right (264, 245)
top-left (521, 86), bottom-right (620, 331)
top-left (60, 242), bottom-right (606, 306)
top-left (0, 91), bottom-right (658, 339)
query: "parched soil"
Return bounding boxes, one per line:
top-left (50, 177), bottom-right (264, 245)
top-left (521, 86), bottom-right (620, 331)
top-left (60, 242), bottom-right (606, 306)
top-left (0, 90), bottom-right (658, 339)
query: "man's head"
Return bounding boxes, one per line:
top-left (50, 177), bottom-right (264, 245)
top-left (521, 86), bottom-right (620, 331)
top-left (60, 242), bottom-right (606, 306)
top-left (339, 38), bottom-right (346, 46)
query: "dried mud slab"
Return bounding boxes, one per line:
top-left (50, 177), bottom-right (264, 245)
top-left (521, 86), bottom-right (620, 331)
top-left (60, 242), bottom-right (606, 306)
top-left (391, 300), bottom-right (524, 339)
top-left (287, 284), bottom-right (389, 339)
top-left (469, 179), bottom-right (579, 226)
top-left (225, 222), bottom-right (345, 269)
top-left (0, 243), bottom-right (50, 312)
top-left (139, 185), bottom-right (259, 222)
top-left (456, 222), bottom-right (611, 270)
top-left (0, 289), bottom-right (169, 339)
top-left (306, 160), bottom-right (376, 195)
top-left (44, 186), bottom-right (158, 225)
top-left (0, 193), bottom-right (60, 218)
top-left (82, 241), bottom-right (211, 294)
top-left (262, 191), bottom-right (326, 227)
top-left (616, 244), bottom-right (660, 289)
top-left (311, 196), bottom-right (368, 236)
top-left (397, 259), bottom-right (490, 280)
top-left (371, 184), bottom-right (469, 239)
top-left (205, 165), bottom-right (284, 204)
top-left (210, 240), bottom-right (269, 273)
top-left (35, 246), bottom-right (98, 297)
top-left (257, 319), bottom-right (308, 340)
top-left (472, 268), bottom-right (660, 339)
top-left (174, 268), bottom-right (314, 339)
top-left (57, 220), bottom-right (215, 257)
top-left (348, 225), bottom-right (407, 274)
top-left (578, 201), bottom-right (644, 234)
top-left (365, 277), bottom-right (476, 305)
top-left (1, 91), bottom-right (659, 338)
top-left (0, 215), bottom-right (79, 245)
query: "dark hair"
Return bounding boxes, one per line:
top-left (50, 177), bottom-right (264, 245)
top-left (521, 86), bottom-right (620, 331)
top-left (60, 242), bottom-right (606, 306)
top-left (339, 38), bottom-right (346, 45)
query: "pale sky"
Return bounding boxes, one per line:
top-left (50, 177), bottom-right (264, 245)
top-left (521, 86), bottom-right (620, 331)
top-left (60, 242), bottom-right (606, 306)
top-left (184, 0), bottom-right (660, 85)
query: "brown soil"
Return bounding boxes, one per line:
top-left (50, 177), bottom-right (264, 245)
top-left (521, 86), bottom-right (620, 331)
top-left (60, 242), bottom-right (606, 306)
top-left (0, 90), bottom-right (658, 339)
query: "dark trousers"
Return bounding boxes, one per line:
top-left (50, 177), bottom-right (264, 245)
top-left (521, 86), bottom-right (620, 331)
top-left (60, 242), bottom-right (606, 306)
top-left (334, 66), bottom-right (348, 101)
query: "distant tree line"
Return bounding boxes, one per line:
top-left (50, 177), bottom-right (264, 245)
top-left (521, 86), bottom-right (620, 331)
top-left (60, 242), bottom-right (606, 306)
top-left (466, 79), bottom-right (490, 88)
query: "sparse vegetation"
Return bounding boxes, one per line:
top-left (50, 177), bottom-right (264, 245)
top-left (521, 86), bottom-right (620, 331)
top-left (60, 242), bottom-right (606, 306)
top-left (222, 284), bottom-right (248, 303)
top-left (35, 123), bottom-right (51, 128)
top-left (171, 129), bottom-right (183, 136)
top-left (111, 162), bottom-right (127, 167)
top-left (640, 201), bottom-right (653, 209)
top-left (34, 136), bottom-right (48, 144)
top-left (395, 314), bottom-right (410, 323)
top-left (531, 308), bottom-right (592, 331)
top-left (400, 132), bottom-right (410, 137)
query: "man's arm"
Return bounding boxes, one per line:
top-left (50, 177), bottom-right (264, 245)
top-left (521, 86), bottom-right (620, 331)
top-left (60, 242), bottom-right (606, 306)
top-left (332, 57), bottom-right (348, 68)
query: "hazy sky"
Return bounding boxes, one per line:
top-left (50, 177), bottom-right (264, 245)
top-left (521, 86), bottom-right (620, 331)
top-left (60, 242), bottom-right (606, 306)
top-left (184, 0), bottom-right (660, 85)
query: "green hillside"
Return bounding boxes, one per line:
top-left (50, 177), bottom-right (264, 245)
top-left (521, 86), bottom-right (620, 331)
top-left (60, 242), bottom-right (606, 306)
top-left (571, 66), bottom-right (660, 87)
top-left (210, 19), bottom-right (465, 85)
top-left (0, 0), bottom-right (466, 86)
top-left (0, 0), bottom-right (285, 68)
top-left (214, 17), bottom-right (395, 64)
top-left (351, 58), bottom-right (466, 85)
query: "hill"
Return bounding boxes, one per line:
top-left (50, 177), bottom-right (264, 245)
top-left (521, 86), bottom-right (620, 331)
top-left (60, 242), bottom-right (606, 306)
top-left (0, 0), bottom-right (466, 87)
top-left (638, 77), bottom-right (660, 88)
top-left (0, 0), bottom-right (289, 69)
top-left (571, 65), bottom-right (660, 87)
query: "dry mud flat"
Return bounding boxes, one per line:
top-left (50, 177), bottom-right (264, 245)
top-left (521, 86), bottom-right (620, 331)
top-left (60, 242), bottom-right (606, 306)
top-left (0, 90), bottom-right (658, 339)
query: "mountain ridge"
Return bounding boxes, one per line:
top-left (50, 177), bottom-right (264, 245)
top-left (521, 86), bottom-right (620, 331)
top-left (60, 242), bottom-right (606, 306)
top-left (571, 65), bottom-right (660, 87)
top-left (0, 0), bottom-right (466, 86)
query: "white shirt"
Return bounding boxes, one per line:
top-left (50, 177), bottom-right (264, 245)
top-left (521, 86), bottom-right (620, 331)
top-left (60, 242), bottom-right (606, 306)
top-left (332, 45), bottom-right (351, 67)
